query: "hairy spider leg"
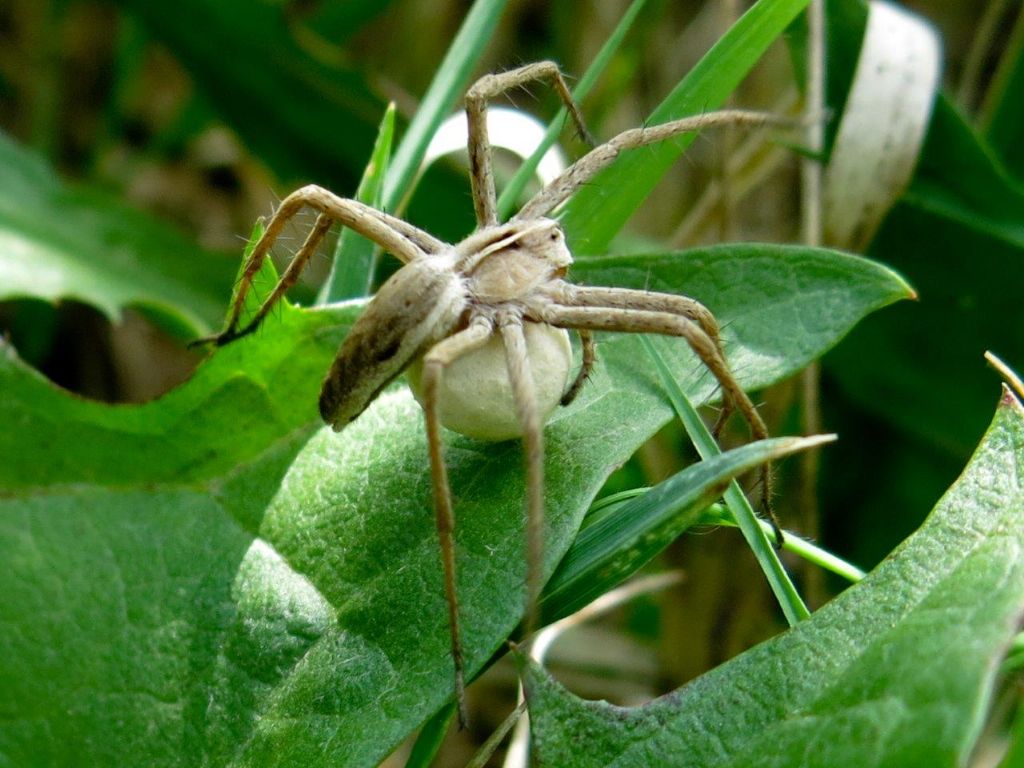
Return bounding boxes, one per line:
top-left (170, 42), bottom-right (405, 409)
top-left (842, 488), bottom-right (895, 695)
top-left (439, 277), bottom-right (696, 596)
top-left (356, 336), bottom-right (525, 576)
top-left (191, 185), bottom-right (443, 346)
top-left (557, 284), bottom-right (739, 430)
top-left (465, 61), bottom-right (594, 228)
top-left (419, 316), bottom-right (496, 728)
top-left (534, 298), bottom-right (781, 543)
top-left (559, 328), bottom-right (596, 406)
top-left (516, 109), bottom-right (796, 221)
top-left (497, 315), bottom-right (546, 639)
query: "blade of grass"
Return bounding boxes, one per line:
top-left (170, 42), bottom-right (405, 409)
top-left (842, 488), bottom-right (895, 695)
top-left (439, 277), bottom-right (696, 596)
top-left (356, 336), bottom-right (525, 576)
top-left (641, 335), bottom-right (812, 625)
top-left (402, 704), bottom-right (454, 768)
top-left (559, 0), bottom-right (812, 254)
top-left (382, 0), bottom-right (509, 211)
top-left (539, 434), bottom-right (829, 623)
top-left (979, 2), bottom-right (1024, 177)
top-left (494, 0), bottom-right (650, 221)
top-left (586, 492), bottom-right (865, 583)
top-left (318, 103), bottom-right (396, 304)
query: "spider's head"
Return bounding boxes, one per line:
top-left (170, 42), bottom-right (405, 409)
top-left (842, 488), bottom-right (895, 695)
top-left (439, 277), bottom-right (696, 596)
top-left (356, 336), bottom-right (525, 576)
top-left (459, 218), bottom-right (572, 301)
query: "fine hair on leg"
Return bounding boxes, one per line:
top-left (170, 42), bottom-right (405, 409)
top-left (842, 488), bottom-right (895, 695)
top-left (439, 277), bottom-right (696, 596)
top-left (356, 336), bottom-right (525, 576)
top-left (465, 61), bottom-right (593, 227)
top-left (192, 185), bottom-right (442, 346)
top-left (534, 302), bottom-right (781, 543)
top-left (497, 316), bottom-right (546, 640)
top-left (419, 317), bottom-right (494, 728)
top-left (560, 329), bottom-right (596, 406)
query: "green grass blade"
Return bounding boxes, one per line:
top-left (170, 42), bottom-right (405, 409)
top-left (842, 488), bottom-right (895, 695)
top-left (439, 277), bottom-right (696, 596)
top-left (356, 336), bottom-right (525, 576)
top-left (980, 4), bottom-right (1024, 179)
top-left (318, 104), bottom-right (396, 304)
top-left (559, 0), bottom-right (811, 253)
top-left (540, 435), bottom-right (828, 623)
top-left (641, 335), bottom-right (812, 625)
top-left (403, 704), bottom-right (454, 768)
top-left (382, 0), bottom-right (509, 210)
top-left (494, 0), bottom-right (650, 221)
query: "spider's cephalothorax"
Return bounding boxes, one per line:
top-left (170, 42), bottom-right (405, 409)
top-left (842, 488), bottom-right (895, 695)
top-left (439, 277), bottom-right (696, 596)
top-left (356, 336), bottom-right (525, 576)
top-left (194, 60), bottom-right (785, 725)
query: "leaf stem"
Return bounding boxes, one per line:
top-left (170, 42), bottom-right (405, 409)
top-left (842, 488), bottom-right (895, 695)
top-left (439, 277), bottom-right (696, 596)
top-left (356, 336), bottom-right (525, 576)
top-left (700, 504), bottom-right (866, 583)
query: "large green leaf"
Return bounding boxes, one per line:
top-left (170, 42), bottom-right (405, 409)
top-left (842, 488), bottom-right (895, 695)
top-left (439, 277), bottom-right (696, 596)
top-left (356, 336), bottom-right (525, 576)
top-left (905, 98), bottom-right (1024, 251)
top-left (0, 131), bottom-right (234, 337)
top-left (0, 298), bottom-right (355, 491)
top-left (0, 245), bottom-right (907, 766)
top-left (524, 387), bottom-right (1024, 767)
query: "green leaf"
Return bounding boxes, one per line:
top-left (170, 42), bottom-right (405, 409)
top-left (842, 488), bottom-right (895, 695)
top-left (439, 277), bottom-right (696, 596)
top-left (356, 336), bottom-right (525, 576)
top-left (231, 220), bottom-right (279, 331)
top-left (905, 97), bottom-right (1024, 251)
top-left (816, 1), bottom-right (1024, 566)
top-left (558, 0), bottom-right (811, 254)
top-left (540, 434), bottom-right (829, 623)
top-left (523, 388), bottom-right (1024, 767)
top-left (0, 244), bottom-right (907, 765)
top-left (0, 298), bottom-right (356, 491)
top-left (0, 131), bottom-right (235, 337)
top-left (568, 244), bottom-right (912, 391)
top-left (824, 101), bottom-right (1024, 553)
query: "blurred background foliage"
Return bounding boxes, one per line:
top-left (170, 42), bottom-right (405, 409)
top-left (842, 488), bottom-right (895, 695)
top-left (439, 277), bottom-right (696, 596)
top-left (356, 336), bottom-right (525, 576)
top-left (1, 0), bottom-right (1022, 763)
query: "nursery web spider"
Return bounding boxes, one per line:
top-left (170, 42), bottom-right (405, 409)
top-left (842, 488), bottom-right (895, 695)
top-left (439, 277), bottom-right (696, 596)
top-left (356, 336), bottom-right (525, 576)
top-left (195, 61), bottom-right (787, 725)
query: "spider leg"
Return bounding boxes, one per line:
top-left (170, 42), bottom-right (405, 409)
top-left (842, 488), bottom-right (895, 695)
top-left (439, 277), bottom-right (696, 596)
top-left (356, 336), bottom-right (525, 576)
top-left (192, 185), bottom-right (446, 347)
top-left (550, 283), bottom-right (737, 431)
top-left (225, 212), bottom-right (334, 344)
top-left (536, 303), bottom-right (782, 545)
top-left (420, 316), bottom-right (495, 729)
top-left (516, 109), bottom-right (797, 220)
top-left (560, 328), bottom-right (595, 406)
top-left (497, 315), bottom-right (546, 638)
top-left (465, 61), bottom-right (594, 227)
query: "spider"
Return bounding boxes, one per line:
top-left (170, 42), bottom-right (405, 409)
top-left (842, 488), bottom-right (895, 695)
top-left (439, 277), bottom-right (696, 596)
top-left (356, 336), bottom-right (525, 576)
top-left (194, 61), bottom-right (786, 725)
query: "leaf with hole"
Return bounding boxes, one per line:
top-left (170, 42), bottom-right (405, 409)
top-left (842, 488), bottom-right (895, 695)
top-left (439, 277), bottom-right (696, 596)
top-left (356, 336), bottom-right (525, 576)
top-left (0, 243), bottom-right (908, 766)
top-left (523, 387), bottom-right (1024, 768)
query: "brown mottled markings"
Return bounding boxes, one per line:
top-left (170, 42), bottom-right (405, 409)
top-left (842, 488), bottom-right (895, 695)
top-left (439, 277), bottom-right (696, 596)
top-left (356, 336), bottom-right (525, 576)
top-left (318, 258), bottom-right (467, 429)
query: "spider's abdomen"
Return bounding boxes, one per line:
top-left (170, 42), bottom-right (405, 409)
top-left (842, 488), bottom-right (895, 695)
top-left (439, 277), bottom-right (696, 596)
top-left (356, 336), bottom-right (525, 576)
top-left (406, 322), bottom-right (571, 441)
top-left (319, 256), bottom-right (467, 431)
